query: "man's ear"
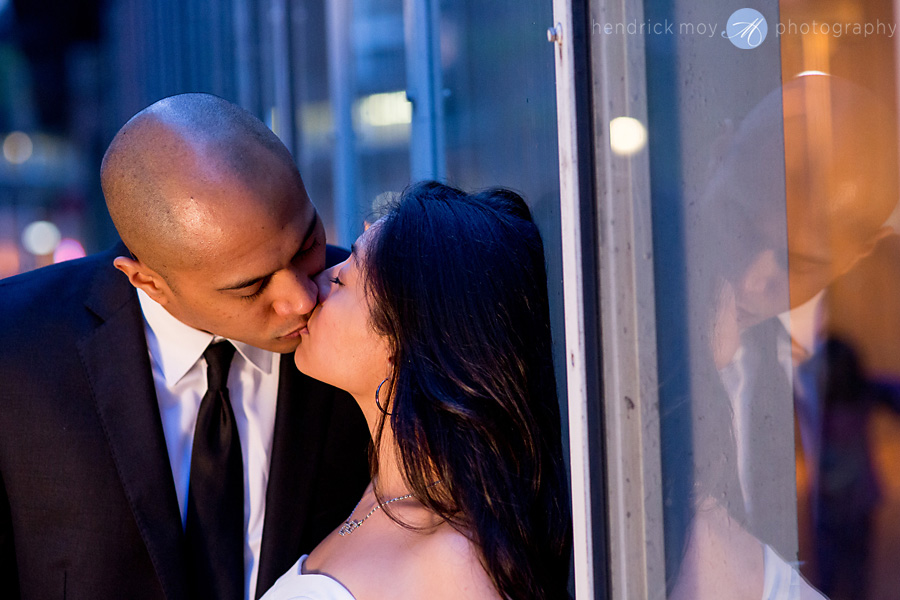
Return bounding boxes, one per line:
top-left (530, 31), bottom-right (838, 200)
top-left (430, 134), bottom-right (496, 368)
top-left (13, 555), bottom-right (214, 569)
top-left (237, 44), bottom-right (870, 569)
top-left (113, 256), bottom-right (172, 305)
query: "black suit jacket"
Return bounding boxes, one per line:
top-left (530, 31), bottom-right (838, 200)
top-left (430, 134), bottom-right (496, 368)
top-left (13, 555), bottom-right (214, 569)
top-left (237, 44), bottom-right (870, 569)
top-left (0, 244), bottom-right (370, 599)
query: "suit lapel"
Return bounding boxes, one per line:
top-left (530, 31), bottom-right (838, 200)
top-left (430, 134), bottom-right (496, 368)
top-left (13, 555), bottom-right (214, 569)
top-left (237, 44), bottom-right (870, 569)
top-left (254, 354), bottom-right (332, 598)
top-left (78, 249), bottom-right (187, 600)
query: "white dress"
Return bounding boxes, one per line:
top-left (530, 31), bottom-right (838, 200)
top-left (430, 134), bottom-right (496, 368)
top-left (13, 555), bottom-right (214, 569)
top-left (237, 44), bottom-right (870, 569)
top-left (264, 547), bottom-right (821, 600)
top-left (762, 545), bottom-right (827, 600)
top-left (261, 555), bottom-right (356, 600)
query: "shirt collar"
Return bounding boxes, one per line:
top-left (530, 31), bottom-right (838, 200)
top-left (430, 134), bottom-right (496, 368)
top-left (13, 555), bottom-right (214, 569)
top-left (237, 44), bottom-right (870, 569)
top-left (777, 288), bottom-right (825, 359)
top-left (137, 288), bottom-right (274, 387)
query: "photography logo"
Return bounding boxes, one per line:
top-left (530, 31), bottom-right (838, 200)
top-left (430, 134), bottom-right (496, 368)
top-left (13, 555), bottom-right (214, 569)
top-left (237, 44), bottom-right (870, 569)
top-left (723, 8), bottom-right (768, 49)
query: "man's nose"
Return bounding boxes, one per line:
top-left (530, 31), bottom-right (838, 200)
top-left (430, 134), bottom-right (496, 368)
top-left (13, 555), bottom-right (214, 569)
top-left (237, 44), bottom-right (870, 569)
top-left (271, 268), bottom-right (318, 317)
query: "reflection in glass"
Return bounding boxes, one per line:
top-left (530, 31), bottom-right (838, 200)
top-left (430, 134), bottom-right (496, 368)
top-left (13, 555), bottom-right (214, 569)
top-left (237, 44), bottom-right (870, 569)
top-left (779, 2), bottom-right (900, 598)
top-left (648, 1), bottom-right (900, 593)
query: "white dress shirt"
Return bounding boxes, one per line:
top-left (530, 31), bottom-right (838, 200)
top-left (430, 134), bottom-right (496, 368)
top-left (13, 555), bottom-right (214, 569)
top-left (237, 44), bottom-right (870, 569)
top-left (137, 289), bottom-right (280, 600)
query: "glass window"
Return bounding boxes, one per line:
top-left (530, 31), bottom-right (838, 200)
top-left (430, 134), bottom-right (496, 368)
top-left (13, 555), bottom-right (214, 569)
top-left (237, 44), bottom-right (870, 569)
top-left (314, 0), bottom-right (568, 418)
top-left (435, 0), bottom-right (566, 421)
top-left (630, 0), bottom-right (900, 597)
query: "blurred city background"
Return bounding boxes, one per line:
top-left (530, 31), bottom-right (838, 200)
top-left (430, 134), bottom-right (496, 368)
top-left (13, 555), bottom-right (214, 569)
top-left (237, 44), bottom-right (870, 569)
top-left (0, 0), bottom-right (561, 276)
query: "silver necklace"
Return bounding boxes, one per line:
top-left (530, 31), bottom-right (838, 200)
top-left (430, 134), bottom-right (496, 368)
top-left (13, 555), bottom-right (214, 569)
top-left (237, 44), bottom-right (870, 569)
top-left (338, 491), bottom-right (413, 536)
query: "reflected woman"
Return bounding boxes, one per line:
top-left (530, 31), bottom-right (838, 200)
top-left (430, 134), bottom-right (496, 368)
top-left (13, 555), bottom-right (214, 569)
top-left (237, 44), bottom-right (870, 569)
top-left (262, 181), bottom-right (572, 600)
top-left (666, 73), bottom-right (891, 600)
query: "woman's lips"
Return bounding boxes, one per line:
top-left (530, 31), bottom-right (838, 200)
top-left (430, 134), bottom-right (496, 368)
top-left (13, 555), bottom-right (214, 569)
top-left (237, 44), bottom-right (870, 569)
top-left (278, 323), bottom-right (307, 340)
top-left (289, 305), bottom-right (318, 340)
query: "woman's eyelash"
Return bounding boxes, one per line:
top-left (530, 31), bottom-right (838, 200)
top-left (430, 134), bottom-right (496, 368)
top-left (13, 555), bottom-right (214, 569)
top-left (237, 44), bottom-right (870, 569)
top-left (330, 275), bottom-right (343, 286)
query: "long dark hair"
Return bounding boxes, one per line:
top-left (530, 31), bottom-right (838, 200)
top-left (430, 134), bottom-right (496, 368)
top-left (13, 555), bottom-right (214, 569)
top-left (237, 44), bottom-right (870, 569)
top-left (363, 181), bottom-right (571, 599)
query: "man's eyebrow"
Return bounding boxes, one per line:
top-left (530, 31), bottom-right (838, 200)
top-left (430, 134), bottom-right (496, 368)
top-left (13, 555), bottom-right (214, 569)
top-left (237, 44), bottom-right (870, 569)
top-left (217, 211), bottom-right (321, 291)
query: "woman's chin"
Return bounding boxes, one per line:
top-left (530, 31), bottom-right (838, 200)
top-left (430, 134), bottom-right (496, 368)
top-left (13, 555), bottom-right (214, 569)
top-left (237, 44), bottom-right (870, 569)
top-left (293, 352), bottom-right (340, 391)
top-left (292, 348), bottom-right (315, 376)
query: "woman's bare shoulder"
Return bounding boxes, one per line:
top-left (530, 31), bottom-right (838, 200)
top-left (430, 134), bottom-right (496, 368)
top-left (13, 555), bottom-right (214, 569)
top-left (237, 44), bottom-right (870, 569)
top-left (306, 513), bottom-right (502, 600)
top-left (403, 522), bottom-right (501, 600)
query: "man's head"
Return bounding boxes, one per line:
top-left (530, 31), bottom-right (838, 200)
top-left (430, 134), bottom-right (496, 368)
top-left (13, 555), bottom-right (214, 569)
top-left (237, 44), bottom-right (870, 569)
top-left (102, 93), bottom-right (325, 353)
top-left (705, 73), bottom-right (897, 329)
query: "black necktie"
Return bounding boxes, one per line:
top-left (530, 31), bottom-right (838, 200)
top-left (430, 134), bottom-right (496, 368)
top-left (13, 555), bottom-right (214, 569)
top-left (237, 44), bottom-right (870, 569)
top-left (186, 341), bottom-right (244, 600)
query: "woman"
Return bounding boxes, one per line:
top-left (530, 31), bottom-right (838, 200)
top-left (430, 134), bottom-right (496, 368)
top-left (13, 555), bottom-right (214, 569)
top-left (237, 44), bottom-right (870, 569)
top-left (262, 181), bottom-right (571, 600)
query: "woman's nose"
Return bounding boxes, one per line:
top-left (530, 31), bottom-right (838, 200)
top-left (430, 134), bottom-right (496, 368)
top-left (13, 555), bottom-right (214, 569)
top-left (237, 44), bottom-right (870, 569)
top-left (314, 265), bottom-right (338, 303)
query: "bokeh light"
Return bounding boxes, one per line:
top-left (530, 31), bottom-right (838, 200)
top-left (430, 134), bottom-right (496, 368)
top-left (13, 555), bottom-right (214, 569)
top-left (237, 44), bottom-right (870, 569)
top-left (609, 117), bottom-right (648, 157)
top-left (357, 91), bottom-right (412, 127)
top-left (0, 241), bottom-right (20, 278)
top-left (53, 238), bottom-right (87, 263)
top-left (3, 132), bottom-right (34, 165)
top-left (22, 221), bottom-right (61, 256)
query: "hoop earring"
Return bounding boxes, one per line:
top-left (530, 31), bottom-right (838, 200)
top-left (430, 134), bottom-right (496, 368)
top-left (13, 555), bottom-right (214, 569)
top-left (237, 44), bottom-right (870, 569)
top-left (375, 378), bottom-right (392, 416)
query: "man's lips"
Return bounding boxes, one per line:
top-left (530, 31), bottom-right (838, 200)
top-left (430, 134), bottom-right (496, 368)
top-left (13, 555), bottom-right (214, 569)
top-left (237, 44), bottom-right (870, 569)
top-left (281, 304), bottom-right (320, 340)
top-left (277, 323), bottom-right (308, 339)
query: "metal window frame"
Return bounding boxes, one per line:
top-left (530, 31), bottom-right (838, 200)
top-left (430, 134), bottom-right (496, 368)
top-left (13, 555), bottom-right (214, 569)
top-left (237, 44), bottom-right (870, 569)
top-left (551, 0), bottom-right (665, 598)
top-left (324, 0), bottom-right (359, 245)
top-left (403, 0), bottom-right (446, 181)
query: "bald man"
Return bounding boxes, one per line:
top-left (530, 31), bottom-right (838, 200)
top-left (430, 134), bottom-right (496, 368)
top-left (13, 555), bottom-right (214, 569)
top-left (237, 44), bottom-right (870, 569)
top-left (698, 73), bottom-right (896, 557)
top-left (0, 94), bottom-right (370, 600)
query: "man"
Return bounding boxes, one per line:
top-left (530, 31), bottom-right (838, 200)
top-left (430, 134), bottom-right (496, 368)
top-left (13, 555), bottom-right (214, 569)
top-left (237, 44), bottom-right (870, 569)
top-left (0, 94), bottom-right (370, 599)
top-left (703, 72), bottom-right (896, 552)
top-left (664, 72), bottom-right (893, 600)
